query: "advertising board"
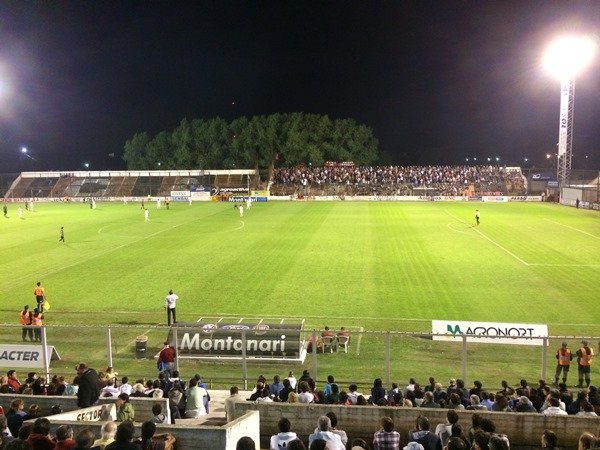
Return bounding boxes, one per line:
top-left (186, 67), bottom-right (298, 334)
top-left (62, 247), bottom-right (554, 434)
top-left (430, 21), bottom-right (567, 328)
top-left (432, 320), bottom-right (548, 346)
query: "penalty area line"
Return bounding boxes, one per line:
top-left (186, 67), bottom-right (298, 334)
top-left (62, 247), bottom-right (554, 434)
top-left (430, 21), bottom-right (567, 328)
top-left (544, 219), bottom-right (600, 239)
top-left (472, 227), bottom-right (529, 266)
top-left (444, 210), bottom-right (529, 266)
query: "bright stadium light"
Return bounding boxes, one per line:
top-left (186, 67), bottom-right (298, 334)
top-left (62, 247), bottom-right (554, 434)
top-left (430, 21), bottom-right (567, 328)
top-left (544, 36), bottom-right (595, 199)
top-left (544, 37), bottom-right (595, 80)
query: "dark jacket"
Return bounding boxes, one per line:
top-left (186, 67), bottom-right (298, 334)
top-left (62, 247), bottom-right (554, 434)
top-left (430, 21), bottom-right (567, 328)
top-left (409, 430), bottom-right (443, 450)
top-left (77, 368), bottom-right (100, 408)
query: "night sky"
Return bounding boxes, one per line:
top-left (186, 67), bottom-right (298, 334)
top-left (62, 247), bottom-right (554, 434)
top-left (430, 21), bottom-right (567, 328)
top-left (1, 0), bottom-right (599, 173)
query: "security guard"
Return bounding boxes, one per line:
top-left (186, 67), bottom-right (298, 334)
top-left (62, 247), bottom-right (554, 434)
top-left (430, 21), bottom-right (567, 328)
top-left (31, 308), bottom-right (43, 342)
top-left (577, 340), bottom-right (594, 388)
top-left (554, 341), bottom-right (572, 386)
top-left (20, 305), bottom-right (33, 342)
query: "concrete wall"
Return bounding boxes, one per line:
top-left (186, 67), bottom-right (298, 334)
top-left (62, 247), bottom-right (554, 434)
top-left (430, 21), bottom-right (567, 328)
top-left (41, 410), bottom-right (259, 450)
top-left (234, 402), bottom-right (599, 450)
top-left (1, 394), bottom-right (259, 450)
top-left (0, 394), bottom-right (168, 423)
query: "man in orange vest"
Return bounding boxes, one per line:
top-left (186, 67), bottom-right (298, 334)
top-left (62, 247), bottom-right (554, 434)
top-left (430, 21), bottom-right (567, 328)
top-left (34, 282), bottom-right (46, 313)
top-left (31, 308), bottom-right (43, 342)
top-left (576, 340), bottom-right (594, 388)
top-left (20, 305), bottom-right (33, 342)
top-left (554, 341), bottom-right (572, 386)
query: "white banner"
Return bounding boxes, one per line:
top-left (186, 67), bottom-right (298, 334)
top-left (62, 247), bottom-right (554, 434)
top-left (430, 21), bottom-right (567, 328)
top-left (0, 344), bottom-right (61, 368)
top-left (432, 320), bottom-right (548, 346)
top-left (52, 404), bottom-right (116, 422)
top-left (171, 191), bottom-right (190, 197)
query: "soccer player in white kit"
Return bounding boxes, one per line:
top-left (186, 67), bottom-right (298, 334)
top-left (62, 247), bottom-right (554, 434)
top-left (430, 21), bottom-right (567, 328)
top-left (145, 209), bottom-right (149, 221)
top-left (239, 205), bottom-right (244, 217)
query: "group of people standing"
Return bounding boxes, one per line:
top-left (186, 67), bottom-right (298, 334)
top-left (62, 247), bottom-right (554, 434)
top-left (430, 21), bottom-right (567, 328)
top-left (554, 340), bottom-right (595, 388)
top-left (20, 281), bottom-right (49, 342)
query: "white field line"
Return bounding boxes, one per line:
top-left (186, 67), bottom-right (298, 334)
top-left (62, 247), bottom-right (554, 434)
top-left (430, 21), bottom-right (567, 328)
top-left (544, 219), bottom-right (600, 239)
top-left (355, 326), bottom-right (364, 356)
top-left (2, 225), bottom-right (185, 291)
top-left (528, 262), bottom-right (600, 267)
top-left (7, 215), bottom-right (243, 290)
top-left (445, 210), bottom-right (529, 266)
top-left (89, 313), bottom-right (600, 330)
top-left (527, 219), bottom-right (600, 266)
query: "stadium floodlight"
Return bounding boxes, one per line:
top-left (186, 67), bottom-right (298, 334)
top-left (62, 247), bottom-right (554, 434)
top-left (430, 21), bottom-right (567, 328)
top-left (21, 147), bottom-right (37, 162)
top-left (544, 36), bottom-right (595, 197)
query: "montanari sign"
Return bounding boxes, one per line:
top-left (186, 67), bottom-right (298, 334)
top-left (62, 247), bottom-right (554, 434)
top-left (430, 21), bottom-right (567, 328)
top-left (169, 322), bottom-right (303, 360)
top-left (432, 320), bottom-right (548, 346)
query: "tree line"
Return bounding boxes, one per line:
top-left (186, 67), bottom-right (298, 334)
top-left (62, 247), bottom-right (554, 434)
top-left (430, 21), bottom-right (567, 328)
top-left (122, 113), bottom-right (379, 171)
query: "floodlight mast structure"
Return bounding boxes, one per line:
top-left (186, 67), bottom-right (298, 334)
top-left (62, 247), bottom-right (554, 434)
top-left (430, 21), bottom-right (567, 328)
top-left (557, 77), bottom-right (574, 189)
top-left (545, 36), bottom-right (595, 199)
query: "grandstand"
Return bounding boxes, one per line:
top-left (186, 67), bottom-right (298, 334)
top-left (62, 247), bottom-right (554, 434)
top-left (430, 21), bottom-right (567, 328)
top-left (2, 170), bottom-right (256, 199)
top-left (2, 166), bottom-right (598, 204)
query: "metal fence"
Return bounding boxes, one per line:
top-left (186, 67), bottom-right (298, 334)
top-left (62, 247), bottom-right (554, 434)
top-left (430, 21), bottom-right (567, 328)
top-left (2, 325), bottom-right (598, 391)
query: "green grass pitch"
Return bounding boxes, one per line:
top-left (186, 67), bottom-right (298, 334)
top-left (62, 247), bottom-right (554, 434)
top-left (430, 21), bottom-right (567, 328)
top-left (0, 200), bottom-right (598, 386)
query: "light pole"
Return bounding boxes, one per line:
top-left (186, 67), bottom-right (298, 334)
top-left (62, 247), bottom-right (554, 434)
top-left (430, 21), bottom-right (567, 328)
top-left (544, 37), bottom-right (595, 199)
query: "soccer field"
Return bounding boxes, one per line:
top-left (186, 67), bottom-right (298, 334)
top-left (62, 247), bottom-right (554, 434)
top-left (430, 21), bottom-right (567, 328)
top-left (1, 200), bottom-right (599, 384)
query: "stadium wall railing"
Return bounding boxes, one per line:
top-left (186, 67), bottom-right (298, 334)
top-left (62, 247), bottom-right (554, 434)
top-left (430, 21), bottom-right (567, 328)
top-left (2, 325), bottom-right (598, 391)
top-left (234, 401), bottom-right (596, 450)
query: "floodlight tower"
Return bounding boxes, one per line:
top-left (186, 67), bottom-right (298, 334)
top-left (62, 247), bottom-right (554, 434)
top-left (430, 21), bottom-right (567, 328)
top-left (544, 37), bottom-right (595, 196)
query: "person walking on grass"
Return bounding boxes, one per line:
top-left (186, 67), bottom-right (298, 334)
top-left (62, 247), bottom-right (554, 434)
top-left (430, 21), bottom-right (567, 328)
top-left (58, 226), bottom-right (65, 243)
top-left (475, 209), bottom-right (480, 226)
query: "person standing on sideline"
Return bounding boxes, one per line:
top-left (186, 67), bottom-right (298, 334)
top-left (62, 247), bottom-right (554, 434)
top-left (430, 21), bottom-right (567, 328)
top-left (21, 305), bottom-right (33, 342)
top-left (188, 196), bottom-right (192, 206)
top-left (239, 205), bottom-right (244, 217)
top-left (577, 340), bottom-right (594, 388)
top-left (164, 290), bottom-right (179, 325)
top-left (31, 308), bottom-right (43, 342)
top-left (475, 209), bottom-right (480, 225)
top-left (34, 282), bottom-right (46, 313)
top-left (554, 342), bottom-right (572, 385)
top-left (158, 341), bottom-right (176, 379)
top-left (58, 226), bottom-right (65, 243)
top-left (144, 209), bottom-right (149, 221)
top-left (3, 204), bottom-right (7, 217)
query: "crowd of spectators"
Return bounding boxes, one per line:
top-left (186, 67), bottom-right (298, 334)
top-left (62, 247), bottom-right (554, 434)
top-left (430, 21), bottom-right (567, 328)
top-left (3, 365), bottom-right (600, 450)
top-left (241, 371), bottom-right (600, 416)
top-left (0, 364), bottom-right (218, 450)
top-left (235, 371), bottom-right (600, 449)
top-left (271, 165), bottom-right (524, 196)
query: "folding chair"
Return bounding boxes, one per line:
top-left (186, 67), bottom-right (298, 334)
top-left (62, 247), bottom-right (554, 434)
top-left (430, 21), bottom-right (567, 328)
top-left (337, 335), bottom-right (349, 353)
top-left (322, 335), bottom-right (335, 353)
